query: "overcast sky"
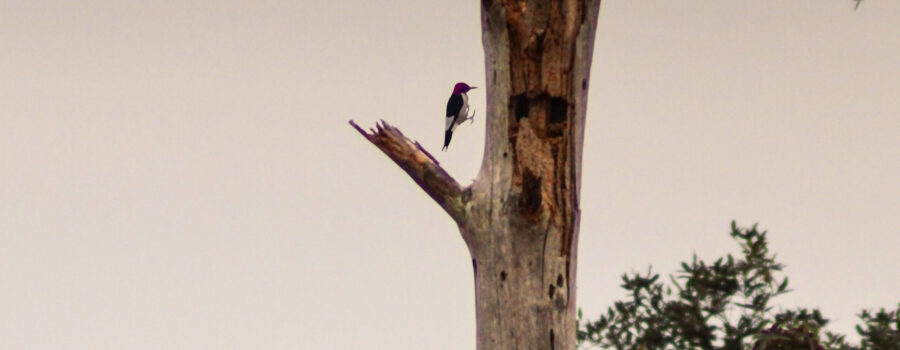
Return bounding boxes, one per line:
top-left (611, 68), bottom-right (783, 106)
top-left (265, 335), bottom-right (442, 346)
top-left (1, 1), bottom-right (898, 349)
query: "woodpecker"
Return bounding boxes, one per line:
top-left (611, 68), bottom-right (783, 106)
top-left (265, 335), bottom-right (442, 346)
top-left (443, 82), bottom-right (477, 151)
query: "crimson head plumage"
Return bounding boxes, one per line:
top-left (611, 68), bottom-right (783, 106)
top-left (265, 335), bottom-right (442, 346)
top-left (452, 82), bottom-right (477, 94)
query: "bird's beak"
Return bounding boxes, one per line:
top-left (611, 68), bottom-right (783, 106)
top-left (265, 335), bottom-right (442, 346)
top-left (471, 86), bottom-right (478, 89)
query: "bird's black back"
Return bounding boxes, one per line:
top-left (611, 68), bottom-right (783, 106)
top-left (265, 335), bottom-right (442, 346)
top-left (446, 94), bottom-right (464, 118)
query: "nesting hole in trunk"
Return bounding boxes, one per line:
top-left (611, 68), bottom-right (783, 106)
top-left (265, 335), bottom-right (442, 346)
top-left (514, 94), bottom-right (529, 121)
top-left (519, 169), bottom-right (543, 220)
top-left (547, 97), bottom-right (568, 138)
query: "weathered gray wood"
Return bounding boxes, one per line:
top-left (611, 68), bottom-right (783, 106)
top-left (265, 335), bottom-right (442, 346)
top-left (349, 120), bottom-right (470, 236)
top-left (350, 1), bottom-right (600, 348)
top-left (468, 1), bottom-right (600, 349)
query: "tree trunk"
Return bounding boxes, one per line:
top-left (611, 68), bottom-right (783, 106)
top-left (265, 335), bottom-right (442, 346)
top-left (351, 1), bottom-right (600, 349)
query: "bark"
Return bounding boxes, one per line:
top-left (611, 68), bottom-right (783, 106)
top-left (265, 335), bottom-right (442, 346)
top-left (350, 1), bottom-right (600, 349)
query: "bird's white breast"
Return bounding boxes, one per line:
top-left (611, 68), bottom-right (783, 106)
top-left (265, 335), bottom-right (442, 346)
top-left (457, 93), bottom-right (469, 126)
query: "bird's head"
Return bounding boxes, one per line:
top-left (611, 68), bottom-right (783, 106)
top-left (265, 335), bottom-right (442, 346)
top-left (453, 82), bottom-right (477, 94)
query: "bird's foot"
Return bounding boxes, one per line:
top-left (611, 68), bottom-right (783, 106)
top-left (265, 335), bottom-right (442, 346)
top-left (468, 107), bottom-right (476, 124)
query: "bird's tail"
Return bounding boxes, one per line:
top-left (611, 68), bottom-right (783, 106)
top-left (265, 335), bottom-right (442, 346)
top-left (442, 130), bottom-right (453, 151)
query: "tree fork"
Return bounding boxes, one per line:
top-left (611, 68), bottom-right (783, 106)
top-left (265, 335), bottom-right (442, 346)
top-left (350, 1), bottom-right (600, 348)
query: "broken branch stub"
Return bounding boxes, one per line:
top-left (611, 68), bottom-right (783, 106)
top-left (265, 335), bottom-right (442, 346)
top-left (349, 120), bottom-right (468, 225)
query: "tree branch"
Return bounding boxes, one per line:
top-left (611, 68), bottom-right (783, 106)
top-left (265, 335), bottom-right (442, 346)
top-left (349, 120), bottom-right (468, 225)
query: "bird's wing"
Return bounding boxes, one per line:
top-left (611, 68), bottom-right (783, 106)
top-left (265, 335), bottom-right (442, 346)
top-left (446, 94), bottom-right (464, 131)
top-left (446, 94), bottom-right (463, 117)
top-left (446, 113), bottom-right (458, 132)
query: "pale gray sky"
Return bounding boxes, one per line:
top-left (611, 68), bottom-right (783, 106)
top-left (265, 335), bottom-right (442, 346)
top-left (1, 1), bottom-right (897, 349)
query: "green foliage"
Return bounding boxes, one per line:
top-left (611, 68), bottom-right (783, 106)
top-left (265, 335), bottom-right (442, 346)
top-left (857, 307), bottom-right (900, 350)
top-left (754, 321), bottom-right (826, 350)
top-left (577, 222), bottom-right (900, 350)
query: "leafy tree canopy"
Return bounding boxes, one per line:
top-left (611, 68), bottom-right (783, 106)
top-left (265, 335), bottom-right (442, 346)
top-left (577, 222), bottom-right (900, 350)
